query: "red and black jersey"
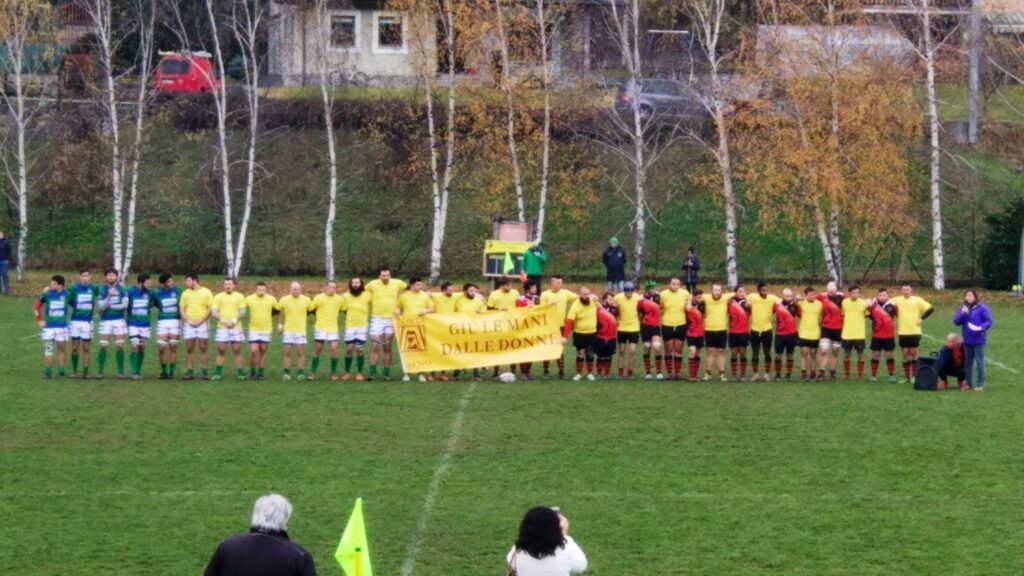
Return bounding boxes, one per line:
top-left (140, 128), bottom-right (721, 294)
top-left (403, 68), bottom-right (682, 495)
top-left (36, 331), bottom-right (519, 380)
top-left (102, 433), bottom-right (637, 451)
top-left (638, 297), bottom-right (661, 327)
top-left (728, 298), bottom-right (750, 334)
top-left (686, 305), bottom-right (705, 338)
top-left (869, 301), bottom-right (897, 339)
top-left (817, 293), bottom-right (844, 330)
top-left (775, 301), bottom-right (798, 336)
top-left (515, 294), bottom-right (539, 308)
top-left (596, 306), bottom-right (618, 340)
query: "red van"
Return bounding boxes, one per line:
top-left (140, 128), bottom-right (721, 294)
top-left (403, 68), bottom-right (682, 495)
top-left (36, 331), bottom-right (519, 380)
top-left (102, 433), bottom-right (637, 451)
top-left (154, 51), bottom-right (221, 94)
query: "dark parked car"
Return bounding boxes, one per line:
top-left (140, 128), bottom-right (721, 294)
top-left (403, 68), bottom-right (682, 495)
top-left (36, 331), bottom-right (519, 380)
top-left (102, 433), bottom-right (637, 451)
top-left (615, 78), bottom-right (707, 120)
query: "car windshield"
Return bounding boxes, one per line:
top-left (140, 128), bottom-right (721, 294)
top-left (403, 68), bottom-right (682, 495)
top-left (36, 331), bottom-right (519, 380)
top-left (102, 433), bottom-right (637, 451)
top-left (160, 60), bottom-right (190, 75)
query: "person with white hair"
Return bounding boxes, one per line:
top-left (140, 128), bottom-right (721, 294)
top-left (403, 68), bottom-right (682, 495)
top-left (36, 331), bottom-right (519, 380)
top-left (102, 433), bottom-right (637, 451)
top-left (204, 494), bottom-right (317, 576)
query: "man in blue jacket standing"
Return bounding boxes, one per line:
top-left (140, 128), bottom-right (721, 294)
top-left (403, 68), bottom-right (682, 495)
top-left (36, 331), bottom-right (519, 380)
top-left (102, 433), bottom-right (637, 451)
top-left (954, 289), bottom-right (993, 391)
top-left (602, 237), bottom-right (626, 293)
top-left (0, 230), bottom-right (11, 295)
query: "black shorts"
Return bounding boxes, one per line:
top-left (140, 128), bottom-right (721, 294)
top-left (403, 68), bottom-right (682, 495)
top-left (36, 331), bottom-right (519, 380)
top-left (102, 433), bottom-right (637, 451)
top-left (775, 333), bottom-right (797, 355)
top-left (728, 333), bottom-right (749, 348)
top-left (595, 338), bottom-right (617, 358)
top-left (617, 331), bottom-right (640, 344)
top-left (662, 324), bottom-right (687, 341)
top-left (640, 325), bottom-right (661, 343)
top-left (821, 327), bottom-right (842, 342)
top-left (798, 338), bottom-right (820, 349)
top-left (687, 335), bottom-right (705, 349)
top-left (750, 330), bottom-right (773, 350)
top-left (898, 335), bottom-right (922, 349)
top-left (705, 330), bottom-right (727, 349)
top-left (841, 339), bottom-right (865, 352)
top-left (871, 337), bottom-right (895, 352)
top-left (573, 332), bottom-right (596, 351)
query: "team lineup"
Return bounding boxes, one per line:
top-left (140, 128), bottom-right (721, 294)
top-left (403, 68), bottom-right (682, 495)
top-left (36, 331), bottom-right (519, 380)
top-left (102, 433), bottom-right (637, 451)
top-left (33, 265), bottom-right (934, 385)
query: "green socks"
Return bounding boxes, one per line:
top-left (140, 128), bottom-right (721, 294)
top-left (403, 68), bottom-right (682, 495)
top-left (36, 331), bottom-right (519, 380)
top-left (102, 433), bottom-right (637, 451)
top-left (382, 367), bottom-right (391, 378)
top-left (215, 366), bottom-right (223, 377)
top-left (330, 357), bottom-right (339, 375)
top-left (130, 351), bottom-right (139, 375)
top-left (115, 350), bottom-right (125, 375)
top-left (98, 348), bottom-right (108, 373)
top-left (369, 366), bottom-right (377, 377)
top-left (71, 353), bottom-right (79, 373)
top-left (356, 356), bottom-right (365, 372)
top-left (344, 356), bottom-right (353, 372)
top-left (311, 357), bottom-right (320, 375)
top-left (169, 363), bottom-right (176, 377)
top-left (284, 368), bottom-right (291, 376)
top-left (237, 368), bottom-right (246, 379)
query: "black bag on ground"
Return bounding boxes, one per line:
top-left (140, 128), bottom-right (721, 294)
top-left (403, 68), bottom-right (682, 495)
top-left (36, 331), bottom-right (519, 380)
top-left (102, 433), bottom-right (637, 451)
top-left (914, 354), bottom-right (939, 391)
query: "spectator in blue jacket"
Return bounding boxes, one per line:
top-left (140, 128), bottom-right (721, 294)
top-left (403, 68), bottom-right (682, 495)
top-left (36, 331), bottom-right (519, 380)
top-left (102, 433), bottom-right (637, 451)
top-left (601, 237), bottom-right (626, 293)
top-left (954, 289), bottom-right (993, 392)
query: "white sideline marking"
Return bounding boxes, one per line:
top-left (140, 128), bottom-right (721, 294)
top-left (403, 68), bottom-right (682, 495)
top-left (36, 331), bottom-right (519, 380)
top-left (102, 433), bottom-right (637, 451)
top-left (921, 333), bottom-right (1019, 375)
top-left (400, 382), bottom-right (477, 576)
top-left (0, 489), bottom-right (247, 498)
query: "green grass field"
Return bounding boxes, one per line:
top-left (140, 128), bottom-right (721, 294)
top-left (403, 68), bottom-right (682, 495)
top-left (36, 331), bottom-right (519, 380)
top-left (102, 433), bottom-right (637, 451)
top-left (2, 294), bottom-right (1024, 575)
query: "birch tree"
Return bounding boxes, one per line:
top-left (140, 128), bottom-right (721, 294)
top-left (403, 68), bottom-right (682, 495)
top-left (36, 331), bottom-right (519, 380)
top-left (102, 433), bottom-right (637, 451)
top-left (121, 0), bottom-right (156, 276)
top-left (688, 0), bottom-right (740, 286)
top-left (0, 0), bottom-right (52, 283)
top-left (312, 0), bottom-right (345, 281)
top-left (533, 0), bottom-right (556, 241)
top-left (490, 0), bottom-right (526, 222)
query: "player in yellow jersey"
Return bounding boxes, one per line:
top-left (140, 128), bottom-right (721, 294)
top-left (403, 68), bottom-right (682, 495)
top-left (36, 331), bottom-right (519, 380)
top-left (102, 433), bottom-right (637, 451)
top-left (430, 282), bottom-right (459, 381)
top-left (659, 276), bottom-right (692, 380)
top-left (309, 281), bottom-right (345, 380)
top-left (340, 277), bottom-right (372, 381)
top-left (211, 278), bottom-right (248, 380)
top-left (277, 281), bottom-right (312, 381)
top-left (613, 282), bottom-right (643, 379)
top-left (486, 277), bottom-right (521, 378)
top-left (702, 283), bottom-right (735, 381)
top-left (796, 286), bottom-right (823, 381)
top-left (179, 273), bottom-right (214, 380)
top-left (245, 281), bottom-right (277, 380)
top-left (365, 266), bottom-right (407, 381)
top-left (840, 285), bottom-right (869, 380)
top-left (748, 282), bottom-right (780, 381)
top-left (395, 277), bottom-right (435, 382)
top-left (562, 286), bottom-right (599, 381)
top-left (891, 283), bottom-right (934, 384)
top-left (454, 283), bottom-right (487, 381)
top-left (539, 275), bottom-right (577, 379)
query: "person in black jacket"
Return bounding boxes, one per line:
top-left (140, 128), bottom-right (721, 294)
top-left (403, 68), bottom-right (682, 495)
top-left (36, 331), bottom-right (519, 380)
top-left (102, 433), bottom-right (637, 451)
top-left (681, 247), bottom-right (700, 293)
top-left (0, 230), bottom-right (10, 295)
top-left (204, 494), bottom-right (317, 576)
top-left (601, 237), bottom-right (626, 293)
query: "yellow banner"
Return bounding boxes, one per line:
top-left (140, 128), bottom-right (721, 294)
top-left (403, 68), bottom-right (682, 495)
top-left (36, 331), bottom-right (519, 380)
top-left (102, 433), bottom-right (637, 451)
top-left (396, 305), bottom-right (564, 372)
top-left (483, 240), bottom-right (532, 255)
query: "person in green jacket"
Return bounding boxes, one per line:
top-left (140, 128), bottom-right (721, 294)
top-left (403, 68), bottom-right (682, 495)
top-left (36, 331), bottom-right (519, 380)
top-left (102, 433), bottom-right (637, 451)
top-left (523, 242), bottom-right (548, 286)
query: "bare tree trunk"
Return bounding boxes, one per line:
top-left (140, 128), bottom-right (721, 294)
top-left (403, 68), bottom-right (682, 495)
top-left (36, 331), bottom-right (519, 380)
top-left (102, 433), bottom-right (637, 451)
top-left (968, 0), bottom-right (981, 145)
top-left (491, 0), bottom-right (526, 222)
top-left (204, 0), bottom-right (236, 275)
top-left (826, 0), bottom-right (843, 286)
top-left (815, 205), bottom-right (839, 282)
top-left (428, 0), bottom-right (457, 284)
top-left (315, 0), bottom-right (338, 281)
top-left (535, 0), bottom-right (552, 242)
top-left (715, 108), bottom-right (738, 286)
top-left (230, 0), bottom-right (264, 277)
top-left (14, 88), bottom-right (29, 283)
top-left (122, 0), bottom-right (155, 277)
top-left (922, 0), bottom-right (946, 289)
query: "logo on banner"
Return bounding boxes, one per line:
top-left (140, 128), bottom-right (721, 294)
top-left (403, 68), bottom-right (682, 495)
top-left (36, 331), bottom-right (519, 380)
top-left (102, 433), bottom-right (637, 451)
top-left (400, 324), bottom-right (427, 352)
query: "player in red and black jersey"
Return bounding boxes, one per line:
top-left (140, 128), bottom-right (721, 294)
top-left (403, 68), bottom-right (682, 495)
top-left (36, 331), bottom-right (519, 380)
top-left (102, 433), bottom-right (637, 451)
top-left (515, 280), bottom-right (541, 380)
top-left (638, 281), bottom-right (664, 379)
top-left (727, 286), bottom-right (751, 381)
top-left (816, 281), bottom-right (845, 380)
top-left (773, 288), bottom-right (799, 381)
top-left (868, 288), bottom-right (898, 383)
top-left (686, 290), bottom-right (705, 381)
top-left (596, 293), bottom-right (619, 379)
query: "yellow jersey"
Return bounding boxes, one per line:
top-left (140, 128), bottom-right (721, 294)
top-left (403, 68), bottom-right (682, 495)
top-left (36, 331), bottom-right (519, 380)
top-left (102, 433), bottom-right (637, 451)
top-left (455, 294), bottom-right (486, 314)
top-left (212, 291), bottom-right (247, 324)
top-left (658, 288), bottom-right (691, 327)
top-left (180, 286), bottom-right (214, 323)
top-left (703, 293), bottom-right (735, 332)
top-left (341, 291), bottom-right (372, 329)
top-left (310, 293), bottom-right (345, 332)
top-left (891, 295), bottom-right (933, 336)
top-left (539, 289), bottom-right (577, 325)
top-left (365, 279), bottom-right (407, 319)
top-left (613, 292), bottom-right (642, 332)
top-left (841, 298), bottom-right (868, 340)
top-left (431, 292), bottom-right (460, 314)
top-left (487, 289), bottom-right (520, 311)
top-left (749, 294), bottom-right (781, 332)
top-left (277, 294), bottom-right (312, 334)
top-left (566, 300), bottom-right (598, 334)
top-left (797, 299), bottom-right (823, 340)
top-left (397, 290), bottom-right (433, 319)
top-left (245, 294), bottom-right (278, 333)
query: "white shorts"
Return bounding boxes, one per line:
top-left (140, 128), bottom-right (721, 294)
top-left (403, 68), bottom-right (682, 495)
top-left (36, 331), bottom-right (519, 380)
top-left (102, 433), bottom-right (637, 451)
top-left (282, 332), bottom-right (307, 346)
top-left (41, 327), bottom-right (69, 343)
top-left (345, 327), bottom-right (368, 344)
top-left (183, 322), bottom-right (210, 340)
top-left (315, 330), bottom-right (340, 342)
top-left (98, 319), bottom-right (128, 337)
top-left (128, 326), bottom-right (151, 341)
top-left (369, 317), bottom-right (394, 338)
top-left (249, 331), bottom-right (272, 344)
top-left (216, 327), bottom-right (245, 343)
top-left (157, 319), bottom-right (181, 338)
top-left (70, 320), bottom-right (94, 340)
top-left (819, 338), bottom-right (842, 350)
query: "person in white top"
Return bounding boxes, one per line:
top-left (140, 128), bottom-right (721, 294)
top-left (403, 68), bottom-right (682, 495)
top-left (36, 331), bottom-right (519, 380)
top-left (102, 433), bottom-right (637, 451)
top-left (506, 507), bottom-right (588, 576)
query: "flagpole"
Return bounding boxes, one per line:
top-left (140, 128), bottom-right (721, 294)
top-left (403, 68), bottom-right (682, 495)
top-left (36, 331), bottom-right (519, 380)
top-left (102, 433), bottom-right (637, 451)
top-left (355, 548), bottom-right (362, 576)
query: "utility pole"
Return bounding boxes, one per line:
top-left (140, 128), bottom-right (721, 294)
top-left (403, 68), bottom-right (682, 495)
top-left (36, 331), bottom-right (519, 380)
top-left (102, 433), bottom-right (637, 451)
top-left (968, 0), bottom-right (981, 145)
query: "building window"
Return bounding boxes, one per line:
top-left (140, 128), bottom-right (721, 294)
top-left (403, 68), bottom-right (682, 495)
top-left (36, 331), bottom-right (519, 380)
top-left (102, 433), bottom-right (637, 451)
top-left (330, 12), bottom-right (359, 51)
top-left (373, 12), bottom-right (406, 53)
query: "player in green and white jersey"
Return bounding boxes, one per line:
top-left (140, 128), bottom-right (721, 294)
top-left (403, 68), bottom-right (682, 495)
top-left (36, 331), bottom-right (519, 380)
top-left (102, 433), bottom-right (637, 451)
top-left (97, 268), bottom-right (128, 379)
top-left (68, 268), bottom-right (99, 378)
top-left (151, 272), bottom-right (183, 379)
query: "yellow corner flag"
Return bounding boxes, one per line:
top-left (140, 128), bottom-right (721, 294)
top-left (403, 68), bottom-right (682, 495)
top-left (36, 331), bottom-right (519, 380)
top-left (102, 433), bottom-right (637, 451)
top-left (335, 498), bottom-right (372, 576)
top-left (503, 251), bottom-right (515, 274)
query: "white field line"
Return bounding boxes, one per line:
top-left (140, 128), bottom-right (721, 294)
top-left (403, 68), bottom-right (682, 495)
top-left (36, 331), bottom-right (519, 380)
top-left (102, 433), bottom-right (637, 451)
top-left (0, 489), bottom-right (248, 498)
top-left (921, 332), bottom-right (1019, 375)
top-left (400, 382), bottom-right (477, 576)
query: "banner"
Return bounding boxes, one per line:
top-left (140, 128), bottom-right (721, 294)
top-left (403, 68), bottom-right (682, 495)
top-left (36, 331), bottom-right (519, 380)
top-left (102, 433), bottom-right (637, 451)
top-left (483, 239), bottom-right (533, 255)
top-left (396, 305), bottom-right (564, 372)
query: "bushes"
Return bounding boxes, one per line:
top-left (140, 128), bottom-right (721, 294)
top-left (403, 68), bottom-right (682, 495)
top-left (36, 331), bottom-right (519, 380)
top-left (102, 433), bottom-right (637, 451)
top-left (980, 198), bottom-right (1024, 290)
